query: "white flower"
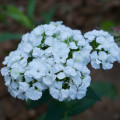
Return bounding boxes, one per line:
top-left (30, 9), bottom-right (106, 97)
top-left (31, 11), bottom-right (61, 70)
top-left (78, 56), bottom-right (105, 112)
top-left (22, 33), bottom-right (29, 42)
top-left (32, 47), bottom-right (44, 57)
top-left (11, 68), bottom-right (20, 79)
top-left (69, 42), bottom-right (78, 49)
top-left (43, 76), bottom-right (56, 86)
top-left (33, 25), bottom-right (44, 35)
top-left (69, 84), bottom-right (77, 100)
top-left (73, 51), bottom-right (90, 65)
top-left (85, 29), bottom-right (120, 70)
top-left (26, 87), bottom-right (42, 100)
top-left (49, 82), bottom-right (62, 100)
top-left (77, 88), bottom-right (87, 99)
top-left (4, 75), bottom-right (11, 86)
top-left (26, 59), bottom-right (46, 79)
top-left (45, 37), bottom-right (57, 46)
top-left (57, 72), bottom-right (66, 79)
top-left (72, 75), bottom-right (82, 87)
top-left (19, 82), bottom-right (29, 92)
top-left (18, 42), bottom-right (33, 53)
top-left (29, 32), bottom-right (43, 47)
top-left (52, 41), bottom-right (70, 63)
top-left (33, 82), bottom-right (47, 91)
top-left (1, 67), bottom-right (9, 76)
top-left (44, 24), bottom-right (57, 36)
top-left (64, 66), bottom-right (77, 76)
top-left (1, 21), bottom-right (94, 101)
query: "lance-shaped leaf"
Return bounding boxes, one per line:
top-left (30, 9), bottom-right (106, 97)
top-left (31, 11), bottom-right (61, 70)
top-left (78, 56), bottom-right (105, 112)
top-left (67, 81), bottom-right (118, 117)
top-left (67, 97), bottom-right (97, 117)
top-left (5, 5), bottom-right (33, 29)
top-left (27, 0), bottom-right (37, 21)
top-left (86, 87), bottom-right (101, 101)
top-left (45, 100), bottom-right (66, 120)
top-left (37, 113), bottom-right (46, 120)
top-left (42, 6), bottom-right (57, 24)
top-left (0, 33), bottom-right (21, 42)
top-left (91, 81), bottom-right (118, 99)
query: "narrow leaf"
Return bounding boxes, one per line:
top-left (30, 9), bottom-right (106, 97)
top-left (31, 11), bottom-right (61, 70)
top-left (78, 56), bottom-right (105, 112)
top-left (5, 5), bottom-right (33, 29)
top-left (67, 97), bottom-right (97, 117)
top-left (101, 20), bottom-right (116, 31)
top-left (67, 81), bottom-right (118, 117)
top-left (0, 33), bottom-right (21, 42)
top-left (27, 0), bottom-right (37, 21)
top-left (42, 6), bottom-right (57, 24)
top-left (0, 5), bottom-right (7, 23)
top-left (91, 81), bottom-right (118, 99)
top-left (37, 113), bottom-right (46, 120)
top-left (45, 101), bottom-right (65, 120)
top-left (86, 87), bottom-right (101, 101)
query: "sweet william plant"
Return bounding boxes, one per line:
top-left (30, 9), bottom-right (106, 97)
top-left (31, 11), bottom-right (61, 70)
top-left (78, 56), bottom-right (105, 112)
top-left (1, 21), bottom-right (120, 120)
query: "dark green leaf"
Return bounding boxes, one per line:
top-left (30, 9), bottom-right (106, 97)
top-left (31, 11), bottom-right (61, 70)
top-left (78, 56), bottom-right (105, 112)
top-left (67, 81), bottom-right (118, 117)
top-left (66, 116), bottom-right (71, 120)
top-left (0, 13), bottom-right (7, 23)
top-left (86, 87), bottom-right (101, 101)
top-left (91, 81), bottom-right (118, 99)
top-left (45, 100), bottom-right (65, 120)
top-left (0, 5), bottom-right (7, 23)
top-left (0, 33), bottom-right (21, 42)
top-left (27, 90), bottom-right (52, 110)
top-left (5, 5), bottom-right (33, 29)
top-left (37, 113), bottom-right (46, 120)
top-left (67, 97), bottom-right (97, 117)
top-left (101, 20), bottom-right (117, 31)
top-left (63, 115), bottom-right (71, 120)
top-left (27, 0), bottom-right (37, 21)
top-left (42, 6), bottom-right (57, 24)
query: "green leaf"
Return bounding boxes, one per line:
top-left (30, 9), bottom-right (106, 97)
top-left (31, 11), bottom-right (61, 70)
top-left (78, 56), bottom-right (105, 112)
top-left (0, 13), bottom-right (7, 23)
top-left (67, 97), bottom-right (97, 117)
top-left (45, 101), bottom-right (65, 120)
top-left (91, 81), bottom-right (118, 99)
top-left (27, 90), bottom-right (52, 110)
top-left (65, 116), bottom-right (71, 120)
top-left (0, 33), bottom-right (21, 42)
top-left (67, 81), bottom-right (118, 117)
top-left (5, 5), bottom-right (33, 29)
top-left (101, 21), bottom-right (116, 31)
top-left (86, 87), bottom-right (101, 101)
top-left (27, 0), bottom-right (37, 21)
top-left (42, 6), bottom-right (57, 24)
top-left (0, 6), bottom-right (7, 23)
top-left (37, 113), bottom-right (46, 120)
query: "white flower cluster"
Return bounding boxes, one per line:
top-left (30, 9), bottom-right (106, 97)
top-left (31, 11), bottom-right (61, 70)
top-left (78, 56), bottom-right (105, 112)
top-left (1, 22), bottom-right (120, 101)
top-left (84, 30), bottom-right (120, 70)
top-left (1, 21), bottom-right (92, 101)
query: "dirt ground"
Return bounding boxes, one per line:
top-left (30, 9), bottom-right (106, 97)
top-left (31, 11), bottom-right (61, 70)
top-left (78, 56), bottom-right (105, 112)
top-left (0, 0), bottom-right (120, 120)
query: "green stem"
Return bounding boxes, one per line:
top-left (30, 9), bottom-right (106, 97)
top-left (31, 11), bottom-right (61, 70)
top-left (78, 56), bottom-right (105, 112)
top-left (62, 101), bottom-right (70, 120)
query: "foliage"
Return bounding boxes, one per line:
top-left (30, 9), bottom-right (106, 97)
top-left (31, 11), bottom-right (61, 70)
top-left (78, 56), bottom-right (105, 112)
top-left (0, 0), bottom-right (56, 42)
top-left (42, 6), bottom-right (57, 24)
top-left (27, 81), bottom-right (118, 120)
top-left (101, 20), bottom-right (117, 31)
top-left (101, 20), bottom-right (120, 47)
top-left (0, 33), bottom-right (21, 42)
top-left (0, 1), bottom-right (119, 119)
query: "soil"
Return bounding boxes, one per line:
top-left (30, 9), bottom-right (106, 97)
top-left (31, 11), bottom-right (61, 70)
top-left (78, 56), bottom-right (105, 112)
top-left (0, 0), bottom-right (120, 120)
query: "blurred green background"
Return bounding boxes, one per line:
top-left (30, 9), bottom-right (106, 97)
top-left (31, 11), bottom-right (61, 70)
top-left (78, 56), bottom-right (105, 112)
top-left (0, 0), bottom-right (120, 120)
